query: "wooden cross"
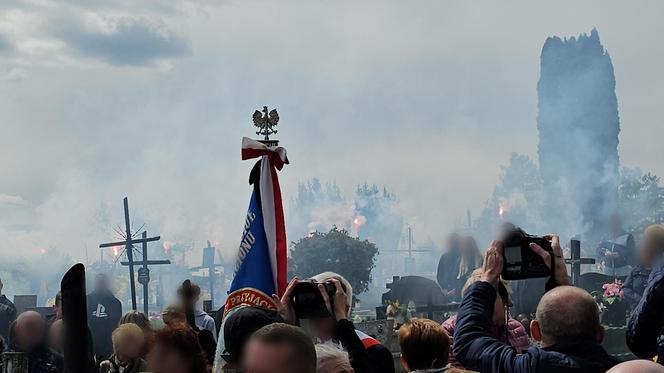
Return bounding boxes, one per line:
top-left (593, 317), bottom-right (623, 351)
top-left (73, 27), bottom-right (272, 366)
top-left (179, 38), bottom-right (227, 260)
top-left (387, 226), bottom-right (431, 274)
top-left (99, 197), bottom-right (166, 311)
top-left (121, 231), bottom-right (171, 314)
top-left (565, 239), bottom-right (596, 287)
top-left (190, 241), bottom-right (224, 309)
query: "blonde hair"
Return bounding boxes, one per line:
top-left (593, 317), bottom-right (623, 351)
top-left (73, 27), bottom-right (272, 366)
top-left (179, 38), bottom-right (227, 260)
top-left (644, 224), bottom-right (664, 252)
top-left (457, 237), bottom-right (482, 280)
top-left (461, 268), bottom-right (510, 301)
top-left (111, 323), bottom-right (144, 347)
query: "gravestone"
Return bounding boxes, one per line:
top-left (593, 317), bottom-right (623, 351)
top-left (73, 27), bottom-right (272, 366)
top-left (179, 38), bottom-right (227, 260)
top-left (381, 276), bottom-right (446, 306)
top-left (13, 295), bottom-right (37, 315)
top-left (578, 271), bottom-right (626, 294)
top-left (377, 276), bottom-right (456, 323)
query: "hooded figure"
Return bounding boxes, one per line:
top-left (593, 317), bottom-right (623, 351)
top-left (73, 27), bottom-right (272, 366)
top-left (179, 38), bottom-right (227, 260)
top-left (86, 274), bottom-right (122, 359)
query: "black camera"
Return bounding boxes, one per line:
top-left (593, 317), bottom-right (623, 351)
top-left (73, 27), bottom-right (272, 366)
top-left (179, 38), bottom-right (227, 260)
top-left (501, 228), bottom-right (553, 280)
top-left (292, 280), bottom-right (336, 319)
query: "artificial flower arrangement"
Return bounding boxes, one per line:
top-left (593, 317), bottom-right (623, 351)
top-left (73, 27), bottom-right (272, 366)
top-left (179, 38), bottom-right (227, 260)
top-left (593, 279), bottom-right (627, 326)
top-left (601, 280), bottom-right (624, 306)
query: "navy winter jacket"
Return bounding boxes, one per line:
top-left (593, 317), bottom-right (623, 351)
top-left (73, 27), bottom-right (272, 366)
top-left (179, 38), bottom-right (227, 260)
top-left (627, 258), bottom-right (664, 364)
top-left (623, 264), bottom-right (651, 306)
top-left (453, 281), bottom-right (620, 373)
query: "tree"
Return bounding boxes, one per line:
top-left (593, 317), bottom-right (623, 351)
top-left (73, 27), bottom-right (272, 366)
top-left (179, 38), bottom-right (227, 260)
top-left (288, 227), bottom-right (378, 297)
top-left (619, 168), bottom-right (664, 234)
top-left (474, 153), bottom-right (545, 245)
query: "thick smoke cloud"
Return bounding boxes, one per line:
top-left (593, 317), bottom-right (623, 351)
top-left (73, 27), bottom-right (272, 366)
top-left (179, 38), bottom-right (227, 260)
top-left (0, 1), bottom-right (664, 302)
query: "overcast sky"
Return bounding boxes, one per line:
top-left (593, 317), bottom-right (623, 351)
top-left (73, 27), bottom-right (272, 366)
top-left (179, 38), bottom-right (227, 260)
top-left (0, 0), bottom-right (663, 261)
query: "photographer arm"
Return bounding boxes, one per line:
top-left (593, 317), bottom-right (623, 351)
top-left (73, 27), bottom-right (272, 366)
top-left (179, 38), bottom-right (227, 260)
top-left (453, 243), bottom-right (539, 373)
top-left (530, 235), bottom-right (570, 291)
top-left (321, 280), bottom-right (392, 373)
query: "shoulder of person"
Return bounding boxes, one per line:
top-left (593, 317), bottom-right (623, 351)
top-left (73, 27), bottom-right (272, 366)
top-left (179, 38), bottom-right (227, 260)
top-left (441, 315), bottom-right (457, 333)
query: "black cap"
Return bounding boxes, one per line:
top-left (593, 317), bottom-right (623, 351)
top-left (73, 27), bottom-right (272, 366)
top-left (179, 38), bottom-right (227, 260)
top-left (223, 307), bottom-right (285, 363)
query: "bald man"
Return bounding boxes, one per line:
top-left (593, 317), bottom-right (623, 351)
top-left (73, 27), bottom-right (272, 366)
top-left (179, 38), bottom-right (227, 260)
top-left (8, 311), bottom-right (63, 373)
top-left (608, 360), bottom-right (664, 373)
top-left (453, 236), bottom-right (621, 373)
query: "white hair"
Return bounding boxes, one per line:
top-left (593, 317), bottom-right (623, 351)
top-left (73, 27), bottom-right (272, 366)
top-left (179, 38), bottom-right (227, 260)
top-left (315, 342), bottom-right (351, 373)
top-left (311, 271), bottom-right (353, 314)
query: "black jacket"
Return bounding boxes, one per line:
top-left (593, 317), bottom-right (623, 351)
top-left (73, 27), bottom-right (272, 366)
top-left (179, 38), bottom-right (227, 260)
top-left (0, 294), bottom-right (17, 340)
top-left (86, 289), bottom-right (122, 359)
top-left (334, 319), bottom-right (395, 373)
top-left (437, 251), bottom-right (461, 300)
top-left (623, 264), bottom-right (651, 306)
top-left (627, 258), bottom-right (664, 364)
top-left (454, 281), bottom-right (620, 373)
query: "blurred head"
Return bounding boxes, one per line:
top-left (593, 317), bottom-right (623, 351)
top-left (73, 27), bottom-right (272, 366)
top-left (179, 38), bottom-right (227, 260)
top-left (15, 311), bottom-right (46, 351)
top-left (119, 310), bottom-right (153, 336)
top-left (315, 343), bottom-right (353, 373)
top-left (95, 274), bottom-right (110, 291)
top-left (146, 326), bottom-right (207, 373)
top-left (223, 307), bottom-right (284, 365)
top-left (177, 282), bottom-right (202, 305)
top-left (639, 224), bottom-right (664, 266)
top-left (398, 318), bottom-right (449, 372)
top-left (446, 233), bottom-right (462, 254)
top-left (112, 323), bottom-right (145, 364)
top-left (53, 292), bottom-right (62, 320)
top-left (531, 286), bottom-right (603, 347)
top-left (462, 268), bottom-right (511, 326)
top-left (161, 305), bottom-right (186, 327)
top-left (48, 319), bottom-right (64, 353)
top-left (308, 272), bottom-right (353, 341)
top-left (608, 215), bottom-right (624, 236)
top-left (242, 323), bottom-right (316, 373)
top-left (607, 359), bottom-right (664, 373)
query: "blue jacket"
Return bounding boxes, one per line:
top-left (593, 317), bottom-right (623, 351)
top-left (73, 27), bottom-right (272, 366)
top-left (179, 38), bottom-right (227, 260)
top-left (627, 258), bottom-right (664, 364)
top-left (453, 281), bottom-right (620, 373)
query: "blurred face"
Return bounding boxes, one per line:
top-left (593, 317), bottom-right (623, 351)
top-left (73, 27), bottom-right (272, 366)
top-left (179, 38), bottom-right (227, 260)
top-left (147, 343), bottom-right (192, 373)
top-left (308, 317), bottom-right (335, 341)
top-left (609, 216), bottom-right (623, 235)
top-left (242, 339), bottom-right (295, 373)
top-left (638, 238), bottom-right (660, 266)
top-left (16, 314), bottom-right (46, 351)
top-left (48, 320), bottom-right (63, 352)
top-left (460, 237), bottom-right (477, 259)
top-left (114, 331), bottom-right (144, 363)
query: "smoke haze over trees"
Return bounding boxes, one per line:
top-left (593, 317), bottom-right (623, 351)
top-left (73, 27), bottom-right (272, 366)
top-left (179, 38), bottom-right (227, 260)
top-left (474, 29), bottom-right (664, 246)
top-left (2, 2), bottom-right (664, 302)
top-left (538, 28), bottom-right (620, 237)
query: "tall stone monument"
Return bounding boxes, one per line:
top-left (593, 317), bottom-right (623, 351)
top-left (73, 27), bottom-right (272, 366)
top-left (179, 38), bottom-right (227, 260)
top-left (537, 28), bottom-right (620, 236)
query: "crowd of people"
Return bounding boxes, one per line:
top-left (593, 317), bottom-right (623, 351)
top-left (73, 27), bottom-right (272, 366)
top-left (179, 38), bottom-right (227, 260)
top-left (0, 222), bottom-right (663, 372)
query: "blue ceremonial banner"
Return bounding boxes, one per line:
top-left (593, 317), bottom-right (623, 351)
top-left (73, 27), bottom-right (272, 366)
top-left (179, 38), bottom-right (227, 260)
top-left (225, 190), bottom-right (276, 312)
top-left (224, 138), bottom-right (289, 316)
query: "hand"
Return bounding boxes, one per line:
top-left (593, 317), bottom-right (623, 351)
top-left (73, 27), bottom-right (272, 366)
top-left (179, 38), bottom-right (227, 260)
top-left (319, 279), bottom-right (348, 321)
top-left (529, 235), bottom-right (570, 286)
top-left (271, 277), bottom-right (299, 325)
top-left (481, 240), bottom-right (504, 288)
